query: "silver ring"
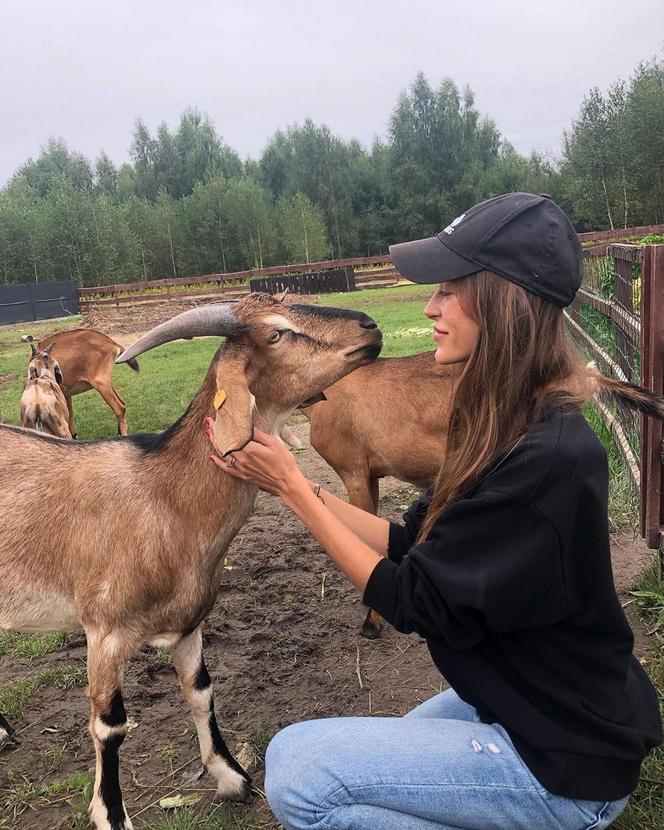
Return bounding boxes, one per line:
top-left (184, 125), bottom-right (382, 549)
top-left (226, 455), bottom-right (237, 468)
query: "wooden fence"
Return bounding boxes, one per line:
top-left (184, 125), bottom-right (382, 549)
top-left (76, 222), bottom-right (664, 308)
top-left (568, 243), bottom-right (664, 563)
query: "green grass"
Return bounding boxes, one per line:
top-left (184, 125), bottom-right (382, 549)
top-left (0, 631), bottom-right (67, 660)
top-left (138, 804), bottom-right (256, 830)
top-left (1, 769), bottom-right (91, 821)
top-left (584, 406), bottom-right (639, 531)
top-left (0, 664), bottom-right (86, 721)
top-left (615, 566), bottom-right (664, 830)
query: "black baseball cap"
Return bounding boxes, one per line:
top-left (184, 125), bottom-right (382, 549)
top-left (389, 192), bottom-right (582, 307)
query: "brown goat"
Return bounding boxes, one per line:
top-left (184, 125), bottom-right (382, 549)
top-left (22, 329), bottom-right (139, 437)
top-left (0, 293), bottom-right (382, 830)
top-left (303, 351), bottom-right (460, 637)
top-left (19, 344), bottom-right (73, 439)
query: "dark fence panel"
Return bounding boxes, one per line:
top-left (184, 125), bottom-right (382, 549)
top-left (250, 267), bottom-right (356, 296)
top-left (0, 281), bottom-right (79, 325)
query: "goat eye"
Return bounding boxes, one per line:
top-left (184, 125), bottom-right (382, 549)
top-left (268, 330), bottom-right (283, 344)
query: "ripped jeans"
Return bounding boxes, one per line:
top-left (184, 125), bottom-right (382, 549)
top-left (265, 688), bottom-right (630, 830)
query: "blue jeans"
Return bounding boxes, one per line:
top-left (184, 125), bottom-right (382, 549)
top-left (265, 689), bottom-right (630, 830)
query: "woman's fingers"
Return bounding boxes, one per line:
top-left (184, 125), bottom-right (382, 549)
top-left (209, 454), bottom-right (245, 478)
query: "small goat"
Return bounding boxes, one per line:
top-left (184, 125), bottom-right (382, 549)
top-left (21, 329), bottom-right (140, 436)
top-left (0, 293), bottom-right (381, 830)
top-left (19, 344), bottom-right (73, 439)
top-left (304, 351), bottom-right (664, 638)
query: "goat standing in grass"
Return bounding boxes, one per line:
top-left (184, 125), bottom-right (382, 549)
top-left (19, 343), bottom-right (73, 439)
top-left (0, 293), bottom-right (382, 830)
top-left (21, 329), bottom-right (140, 436)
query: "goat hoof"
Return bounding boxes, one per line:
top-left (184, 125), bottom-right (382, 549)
top-left (213, 763), bottom-right (253, 805)
top-left (360, 619), bottom-right (382, 639)
top-left (214, 776), bottom-right (253, 805)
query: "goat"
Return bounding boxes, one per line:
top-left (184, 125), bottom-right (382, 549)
top-left (303, 351), bottom-right (458, 637)
top-left (19, 344), bottom-right (73, 439)
top-left (303, 352), bottom-right (664, 639)
top-left (21, 329), bottom-right (140, 437)
top-left (0, 293), bottom-right (381, 830)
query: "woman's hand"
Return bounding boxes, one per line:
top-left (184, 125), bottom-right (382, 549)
top-left (204, 421), bottom-right (306, 499)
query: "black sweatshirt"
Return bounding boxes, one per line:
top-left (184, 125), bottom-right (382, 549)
top-left (363, 402), bottom-right (662, 801)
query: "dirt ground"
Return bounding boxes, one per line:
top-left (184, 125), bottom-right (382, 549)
top-left (0, 302), bottom-right (658, 828)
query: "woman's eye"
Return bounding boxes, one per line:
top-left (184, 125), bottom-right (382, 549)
top-left (268, 330), bottom-right (283, 344)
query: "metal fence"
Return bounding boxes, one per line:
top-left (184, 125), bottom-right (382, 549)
top-left (0, 281), bottom-right (79, 325)
top-left (249, 267), bottom-right (356, 296)
top-left (567, 244), bottom-right (664, 558)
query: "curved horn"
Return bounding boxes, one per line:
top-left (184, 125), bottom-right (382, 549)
top-left (115, 303), bottom-right (238, 364)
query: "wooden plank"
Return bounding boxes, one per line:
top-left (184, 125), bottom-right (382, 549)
top-left (607, 244), bottom-right (644, 263)
top-left (575, 288), bottom-right (640, 343)
top-left (564, 311), bottom-right (629, 383)
top-left (594, 400), bottom-right (641, 494)
top-left (579, 224), bottom-right (664, 243)
top-left (613, 255), bottom-right (636, 382)
top-left (641, 246), bottom-right (664, 550)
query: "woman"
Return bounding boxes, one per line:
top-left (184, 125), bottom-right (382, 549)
top-left (207, 193), bottom-right (662, 830)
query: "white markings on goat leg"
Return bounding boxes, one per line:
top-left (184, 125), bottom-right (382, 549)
top-left (0, 712), bottom-right (17, 747)
top-left (173, 628), bottom-right (251, 802)
top-left (89, 691), bottom-right (133, 830)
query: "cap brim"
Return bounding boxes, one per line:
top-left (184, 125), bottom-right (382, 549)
top-left (389, 236), bottom-right (481, 284)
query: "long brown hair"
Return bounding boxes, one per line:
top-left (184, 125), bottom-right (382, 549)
top-left (418, 270), bottom-right (592, 541)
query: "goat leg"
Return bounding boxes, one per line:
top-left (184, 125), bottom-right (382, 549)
top-left (86, 631), bottom-right (134, 830)
top-left (65, 394), bottom-right (78, 439)
top-left (172, 626), bottom-right (252, 802)
top-left (0, 712), bottom-right (18, 748)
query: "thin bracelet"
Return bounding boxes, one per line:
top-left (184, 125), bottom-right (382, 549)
top-left (313, 482), bottom-right (326, 505)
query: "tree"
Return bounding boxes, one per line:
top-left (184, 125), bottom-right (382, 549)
top-left (95, 152), bottom-right (119, 199)
top-left (276, 192), bottom-right (329, 263)
top-left (260, 120), bottom-right (357, 257)
top-left (388, 72), bottom-right (502, 241)
top-left (221, 178), bottom-right (275, 270)
top-left (14, 138), bottom-right (93, 198)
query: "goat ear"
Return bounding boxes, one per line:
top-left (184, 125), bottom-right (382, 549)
top-left (30, 344), bottom-right (37, 357)
top-left (208, 356), bottom-right (254, 457)
top-left (54, 362), bottom-right (64, 385)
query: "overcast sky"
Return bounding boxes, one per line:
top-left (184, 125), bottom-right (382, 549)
top-left (1, 0), bottom-right (662, 186)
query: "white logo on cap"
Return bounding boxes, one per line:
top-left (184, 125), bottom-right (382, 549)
top-left (443, 213), bottom-right (465, 235)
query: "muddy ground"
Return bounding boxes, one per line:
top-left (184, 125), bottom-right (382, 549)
top-left (0, 303), bottom-right (658, 828)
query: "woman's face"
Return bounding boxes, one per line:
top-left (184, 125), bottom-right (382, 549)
top-left (424, 282), bottom-right (480, 365)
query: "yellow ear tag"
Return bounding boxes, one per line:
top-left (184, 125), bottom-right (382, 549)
top-left (214, 389), bottom-right (227, 410)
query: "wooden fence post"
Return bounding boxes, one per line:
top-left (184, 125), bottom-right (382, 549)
top-left (640, 245), bottom-right (664, 567)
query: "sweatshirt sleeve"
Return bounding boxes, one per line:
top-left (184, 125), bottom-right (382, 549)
top-left (387, 487), bottom-right (433, 564)
top-left (364, 489), bottom-right (567, 649)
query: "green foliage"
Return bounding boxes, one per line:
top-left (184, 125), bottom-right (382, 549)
top-left (276, 192), bottom-right (330, 263)
top-left (1, 57), bottom-right (663, 287)
top-left (562, 57), bottom-right (664, 230)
